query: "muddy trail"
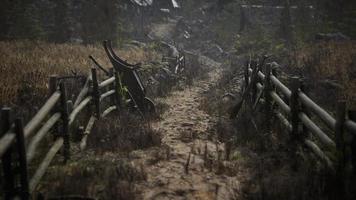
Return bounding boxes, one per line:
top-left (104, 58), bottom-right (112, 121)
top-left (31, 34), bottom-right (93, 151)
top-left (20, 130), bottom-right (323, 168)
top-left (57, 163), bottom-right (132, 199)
top-left (130, 58), bottom-right (250, 200)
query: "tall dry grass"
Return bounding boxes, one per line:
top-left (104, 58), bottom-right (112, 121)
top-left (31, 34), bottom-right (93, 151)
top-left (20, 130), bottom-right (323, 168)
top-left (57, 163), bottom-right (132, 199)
top-left (294, 41), bottom-right (356, 108)
top-left (0, 40), bottom-right (160, 106)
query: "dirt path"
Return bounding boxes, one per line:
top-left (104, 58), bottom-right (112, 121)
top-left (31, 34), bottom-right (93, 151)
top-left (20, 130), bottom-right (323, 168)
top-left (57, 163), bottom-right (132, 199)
top-left (132, 62), bottom-right (247, 200)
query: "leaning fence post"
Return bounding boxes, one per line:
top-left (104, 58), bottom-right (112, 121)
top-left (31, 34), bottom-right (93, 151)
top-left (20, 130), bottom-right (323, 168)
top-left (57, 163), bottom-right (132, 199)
top-left (289, 77), bottom-right (300, 169)
top-left (14, 118), bottom-right (29, 200)
top-left (59, 82), bottom-right (70, 162)
top-left (1, 108), bottom-right (15, 200)
top-left (91, 68), bottom-right (101, 118)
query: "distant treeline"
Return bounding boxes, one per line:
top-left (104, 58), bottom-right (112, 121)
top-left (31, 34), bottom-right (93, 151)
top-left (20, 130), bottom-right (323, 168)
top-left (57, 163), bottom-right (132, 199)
top-left (0, 0), bottom-right (355, 43)
top-left (0, 0), bottom-right (132, 43)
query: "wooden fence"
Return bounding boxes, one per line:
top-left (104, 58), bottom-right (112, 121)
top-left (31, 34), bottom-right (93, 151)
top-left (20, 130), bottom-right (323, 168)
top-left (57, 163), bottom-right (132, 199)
top-left (162, 52), bottom-right (186, 74)
top-left (231, 57), bottom-right (356, 179)
top-left (0, 54), bottom-right (184, 199)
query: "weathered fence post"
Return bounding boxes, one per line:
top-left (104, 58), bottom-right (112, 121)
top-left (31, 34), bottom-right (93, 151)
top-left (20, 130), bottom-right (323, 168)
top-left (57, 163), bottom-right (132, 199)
top-left (290, 77), bottom-right (300, 138)
top-left (108, 68), bottom-right (115, 107)
top-left (14, 118), bottom-right (29, 200)
top-left (91, 68), bottom-right (101, 118)
top-left (263, 64), bottom-right (272, 135)
top-left (251, 62), bottom-right (258, 104)
top-left (289, 77), bottom-right (300, 169)
top-left (67, 101), bottom-right (73, 114)
top-left (244, 60), bottom-right (249, 92)
top-left (59, 82), bottom-right (70, 162)
top-left (335, 100), bottom-right (346, 198)
top-left (1, 108), bottom-right (15, 200)
top-left (300, 81), bottom-right (310, 139)
top-left (114, 70), bottom-right (122, 109)
top-left (335, 100), bottom-right (346, 170)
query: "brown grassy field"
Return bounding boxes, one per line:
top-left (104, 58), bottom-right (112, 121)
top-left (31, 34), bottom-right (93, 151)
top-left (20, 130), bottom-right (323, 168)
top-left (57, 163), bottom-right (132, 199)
top-left (0, 40), bottom-right (160, 106)
top-left (294, 41), bottom-right (356, 108)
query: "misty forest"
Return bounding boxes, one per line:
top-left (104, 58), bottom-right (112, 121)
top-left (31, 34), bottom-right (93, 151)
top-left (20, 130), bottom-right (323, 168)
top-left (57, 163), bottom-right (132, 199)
top-left (0, 0), bottom-right (356, 199)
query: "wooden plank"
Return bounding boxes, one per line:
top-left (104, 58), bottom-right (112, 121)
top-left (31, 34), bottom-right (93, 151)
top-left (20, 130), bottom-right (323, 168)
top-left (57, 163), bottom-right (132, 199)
top-left (73, 76), bottom-right (91, 108)
top-left (253, 83), bottom-right (264, 110)
top-left (98, 77), bottom-right (115, 89)
top-left (26, 113), bottom-right (61, 163)
top-left (256, 82), bottom-right (263, 90)
top-left (345, 120), bottom-right (356, 135)
top-left (29, 138), bottom-right (64, 193)
top-left (299, 113), bottom-right (336, 148)
top-left (101, 106), bottom-right (117, 118)
top-left (274, 111), bottom-right (292, 132)
top-left (24, 91), bottom-right (61, 138)
top-left (69, 97), bottom-right (92, 125)
top-left (304, 139), bottom-right (333, 169)
top-left (300, 82), bottom-right (311, 139)
top-left (100, 90), bottom-right (115, 102)
top-left (270, 75), bottom-right (292, 98)
top-left (59, 82), bottom-right (70, 161)
top-left (80, 116), bottom-right (97, 151)
top-left (263, 64), bottom-right (273, 134)
top-left (91, 68), bottom-right (101, 118)
top-left (244, 62), bottom-right (249, 91)
top-left (1, 108), bottom-right (16, 199)
top-left (0, 133), bottom-right (15, 158)
top-left (290, 78), bottom-right (300, 141)
top-left (335, 101), bottom-right (346, 167)
top-left (251, 65), bottom-right (258, 105)
top-left (270, 91), bottom-right (291, 113)
top-left (298, 91), bottom-right (336, 130)
top-left (230, 62), bottom-right (261, 118)
top-left (14, 118), bottom-right (29, 199)
top-left (257, 71), bottom-right (265, 80)
top-left (113, 70), bottom-right (122, 108)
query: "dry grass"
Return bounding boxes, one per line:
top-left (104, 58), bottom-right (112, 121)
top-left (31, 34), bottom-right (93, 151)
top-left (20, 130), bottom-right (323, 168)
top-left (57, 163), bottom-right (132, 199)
top-left (34, 110), bottom-right (162, 199)
top-left (87, 111), bottom-right (162, 153)
top-left (0, 40), bottom-right (160, 106)
top-left (293, 41), bottom-right (356, 108)
top-left (36, 154), bottom-right (146, 199)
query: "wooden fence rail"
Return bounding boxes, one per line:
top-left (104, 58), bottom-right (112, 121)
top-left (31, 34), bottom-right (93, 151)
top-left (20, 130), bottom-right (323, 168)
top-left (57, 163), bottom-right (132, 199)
top-left (0, 67), bottom-right (118, 199)
top-left (0, 50), bottom-right (186, 199)
top-left (230, 56), bottom-right (356, 181)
